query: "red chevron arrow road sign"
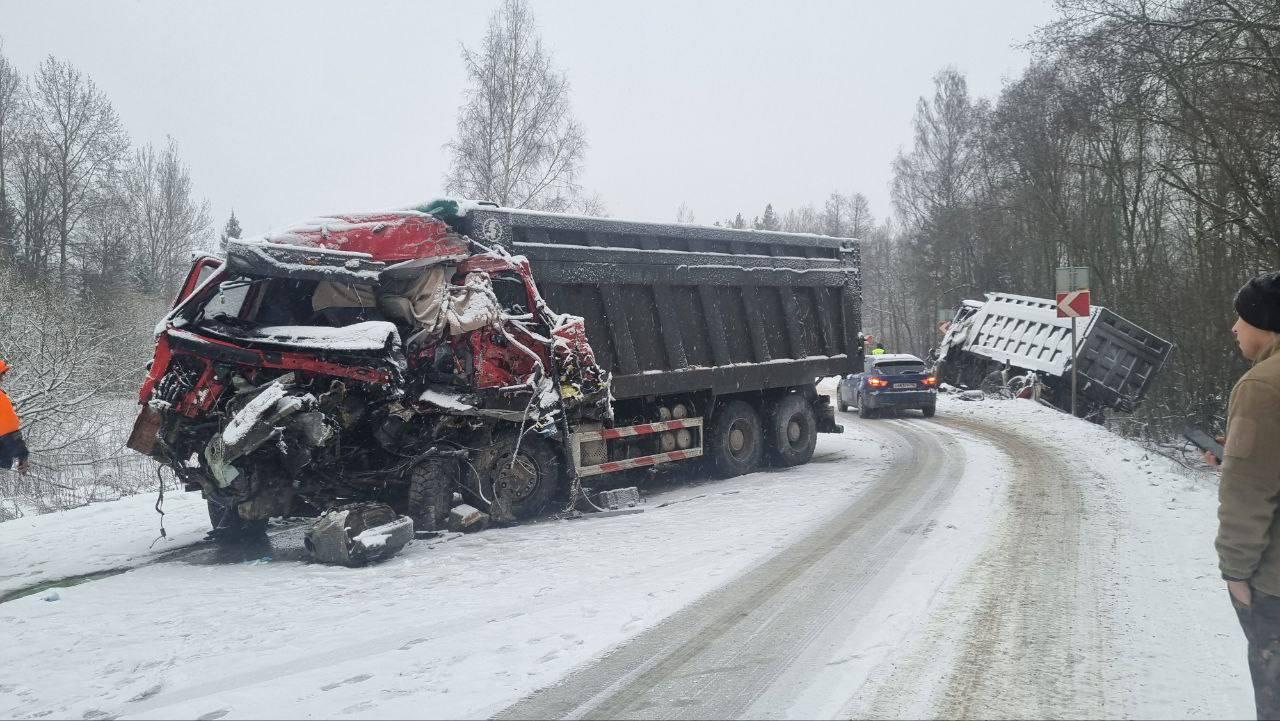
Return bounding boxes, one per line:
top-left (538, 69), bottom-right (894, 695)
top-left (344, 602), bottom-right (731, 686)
top-left (1056, 289), bottom-right (1090, 318)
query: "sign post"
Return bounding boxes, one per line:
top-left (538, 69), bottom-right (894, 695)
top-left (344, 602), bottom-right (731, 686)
top-left (1055, 267), bottom-right (1091, 417)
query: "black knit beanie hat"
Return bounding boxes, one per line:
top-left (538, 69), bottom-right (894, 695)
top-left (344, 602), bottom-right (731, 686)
top-left (1235, 271), bottom-right (1280, 333)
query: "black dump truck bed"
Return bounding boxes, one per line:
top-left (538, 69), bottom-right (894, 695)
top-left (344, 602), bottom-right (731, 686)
top-left (938, 292), bottom-right (1173, 413)
top-left (460, 206), bottom-right (863, 400)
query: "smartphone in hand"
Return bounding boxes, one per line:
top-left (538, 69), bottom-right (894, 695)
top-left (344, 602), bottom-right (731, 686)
top-left (1183, 426), bottom-right (1225, 462)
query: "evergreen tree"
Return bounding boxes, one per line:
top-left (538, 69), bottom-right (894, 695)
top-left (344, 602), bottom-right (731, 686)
top-left (758, 203), bottom-right (779, 231)
top-left (219, 210), bottom-right (242, 250)
top-left (731, 212), bottom-right (746, 229)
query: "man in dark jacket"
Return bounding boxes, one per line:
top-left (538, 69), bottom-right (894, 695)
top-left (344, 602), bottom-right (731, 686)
top-left (1213, 271), bottom-right (1280, 720)
top-left (0, 358), bottom-right (30, 474)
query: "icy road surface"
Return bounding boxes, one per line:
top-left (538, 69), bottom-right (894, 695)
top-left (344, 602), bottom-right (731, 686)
top-left (0, 391), bottom-right (1256, 719)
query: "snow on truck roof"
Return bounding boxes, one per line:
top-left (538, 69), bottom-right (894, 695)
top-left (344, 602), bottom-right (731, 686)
top-left (232, 198), bottom-right (860, 265)
top-left (457, 201), bottom-right (861, 247)
top-left (237, 211), bottom-right (471, 263)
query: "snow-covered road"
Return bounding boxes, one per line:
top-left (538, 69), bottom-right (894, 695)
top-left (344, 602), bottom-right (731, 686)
top-left (0, 393), bottom-right (1258, 719)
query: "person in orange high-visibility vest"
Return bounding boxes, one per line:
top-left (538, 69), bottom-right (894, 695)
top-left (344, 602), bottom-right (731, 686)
top-left (0, 359), bottom-right (30, 475)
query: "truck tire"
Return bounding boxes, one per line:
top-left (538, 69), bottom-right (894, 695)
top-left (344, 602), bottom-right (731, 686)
top-left (707, 399), bottom-right (764, 478)
top-left (766, 394), bottom-right (818, 467)
top-left (207, 496), bottom-right (267, 541)
top-left (922, 404), bottom-right (936, 418)
top-left (486, 433), bottom-right (562, 521)
top-left (407, 457), bottom-right (456, 533)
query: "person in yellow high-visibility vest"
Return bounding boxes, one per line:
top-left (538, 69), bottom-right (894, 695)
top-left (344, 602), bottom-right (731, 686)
top-left (871, 342), bottom-right (886, 355)
top-left (0, 359), bottom-right (30, 475)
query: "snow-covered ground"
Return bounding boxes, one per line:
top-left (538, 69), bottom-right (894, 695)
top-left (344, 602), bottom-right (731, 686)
top-left (0, 392), bottom-right (1254, 719)
top-left (850, 395), bottom-right (1253, 719)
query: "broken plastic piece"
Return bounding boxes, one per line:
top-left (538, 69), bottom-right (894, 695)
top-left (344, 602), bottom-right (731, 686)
top-left (304, 502), bottom-right (414, 567)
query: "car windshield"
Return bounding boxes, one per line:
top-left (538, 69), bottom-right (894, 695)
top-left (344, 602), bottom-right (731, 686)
top-left (874, 361), bottom-right (925, 374)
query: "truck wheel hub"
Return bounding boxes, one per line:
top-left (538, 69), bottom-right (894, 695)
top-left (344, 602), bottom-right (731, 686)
top-left (729, 427), bottom-right (746, 453)
top-left (787, 420), bottom-right (802, 443)
top-left (496, 455), bottom-right (538, 501)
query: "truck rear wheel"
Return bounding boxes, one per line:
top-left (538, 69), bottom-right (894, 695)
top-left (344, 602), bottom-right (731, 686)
top-left (207, 496), bottom-right (267, 541)
top-left (707, 399), bottom-right (764, 478)
top-left (408, 457), bottom-right (456, 533)
top-left (766, 394), bottom-right (817, 467)
top-left (484, 433), bottom-right (562, 521)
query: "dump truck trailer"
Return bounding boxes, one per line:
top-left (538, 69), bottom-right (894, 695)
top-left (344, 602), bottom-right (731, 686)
top-left (128, 200), bottom-right (862, 560)
top-left (458, 205), bottom-right (861, 466)
top-left (936, 292), bottom-right (1172, 416)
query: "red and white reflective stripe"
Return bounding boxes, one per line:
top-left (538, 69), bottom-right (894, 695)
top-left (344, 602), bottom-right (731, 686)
top-left (578, 418), bottom-right (700, 442)
top-left (576, 448), bottom-right (704, 477)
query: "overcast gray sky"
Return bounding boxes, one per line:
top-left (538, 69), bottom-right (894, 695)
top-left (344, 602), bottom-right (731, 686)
top-left (2, 0), bottom-right (1059, 236)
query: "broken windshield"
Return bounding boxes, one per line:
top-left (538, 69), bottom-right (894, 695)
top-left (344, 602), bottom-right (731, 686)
top-left (201, 278), bottom-right (257, 324)
top-left (197, 277), bottom-right (382, 329)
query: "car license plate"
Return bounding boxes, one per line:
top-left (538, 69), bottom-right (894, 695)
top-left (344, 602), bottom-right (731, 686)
top-left (893, 382), bottom-right (915, 389)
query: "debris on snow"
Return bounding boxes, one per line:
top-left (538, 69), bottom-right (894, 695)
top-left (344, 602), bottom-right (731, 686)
top-left (448, 504), bottom-right (489, 533)
top-left (597, 487), bottom-right (642, 510)
top-left (303, 503), bottom-right (414, 567)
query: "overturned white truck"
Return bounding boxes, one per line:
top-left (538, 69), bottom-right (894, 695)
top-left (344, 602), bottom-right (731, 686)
top-left (936, 292), bottom-right (1173, 417)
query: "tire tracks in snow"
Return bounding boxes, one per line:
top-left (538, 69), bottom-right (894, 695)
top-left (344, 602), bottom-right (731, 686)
top-left (495, 417), bottom-right (968, 720)
top-left (859, 413), bottom-right (1115, 719)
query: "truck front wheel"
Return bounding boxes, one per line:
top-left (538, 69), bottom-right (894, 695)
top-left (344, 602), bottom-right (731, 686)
top-left (408, 457), bottom-right (456, 532)
top-left (766, 394), bottom-right (817, 468)
top-left (707, 399), bottom-right (764, 478)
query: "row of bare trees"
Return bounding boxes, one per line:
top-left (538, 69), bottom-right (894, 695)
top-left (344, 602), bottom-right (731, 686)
top-left (0, 47), bottom-right (211, 293)
top-left (877, 0), bottom-right (1280, 437)
top-left (0, 43), bottom-right (212, 518)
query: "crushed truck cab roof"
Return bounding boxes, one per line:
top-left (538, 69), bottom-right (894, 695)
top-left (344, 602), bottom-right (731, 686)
top-left (238, 211), bottom-right (472, 263)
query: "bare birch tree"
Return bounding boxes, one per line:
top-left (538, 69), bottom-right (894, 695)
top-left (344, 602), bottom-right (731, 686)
top-left (31, 56), bottom-right (127, 283)
top-left (445, 0), bottom-right (587, 211)
top-left (122, 137), bottom-right (212, 293)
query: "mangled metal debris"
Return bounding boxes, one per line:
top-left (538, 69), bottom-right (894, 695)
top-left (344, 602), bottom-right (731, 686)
top-left (304, 502), bottom-right (415, 567)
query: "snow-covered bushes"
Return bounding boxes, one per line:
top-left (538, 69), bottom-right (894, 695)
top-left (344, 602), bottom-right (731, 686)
top-left (0, 268), bottom-right (175, 520)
